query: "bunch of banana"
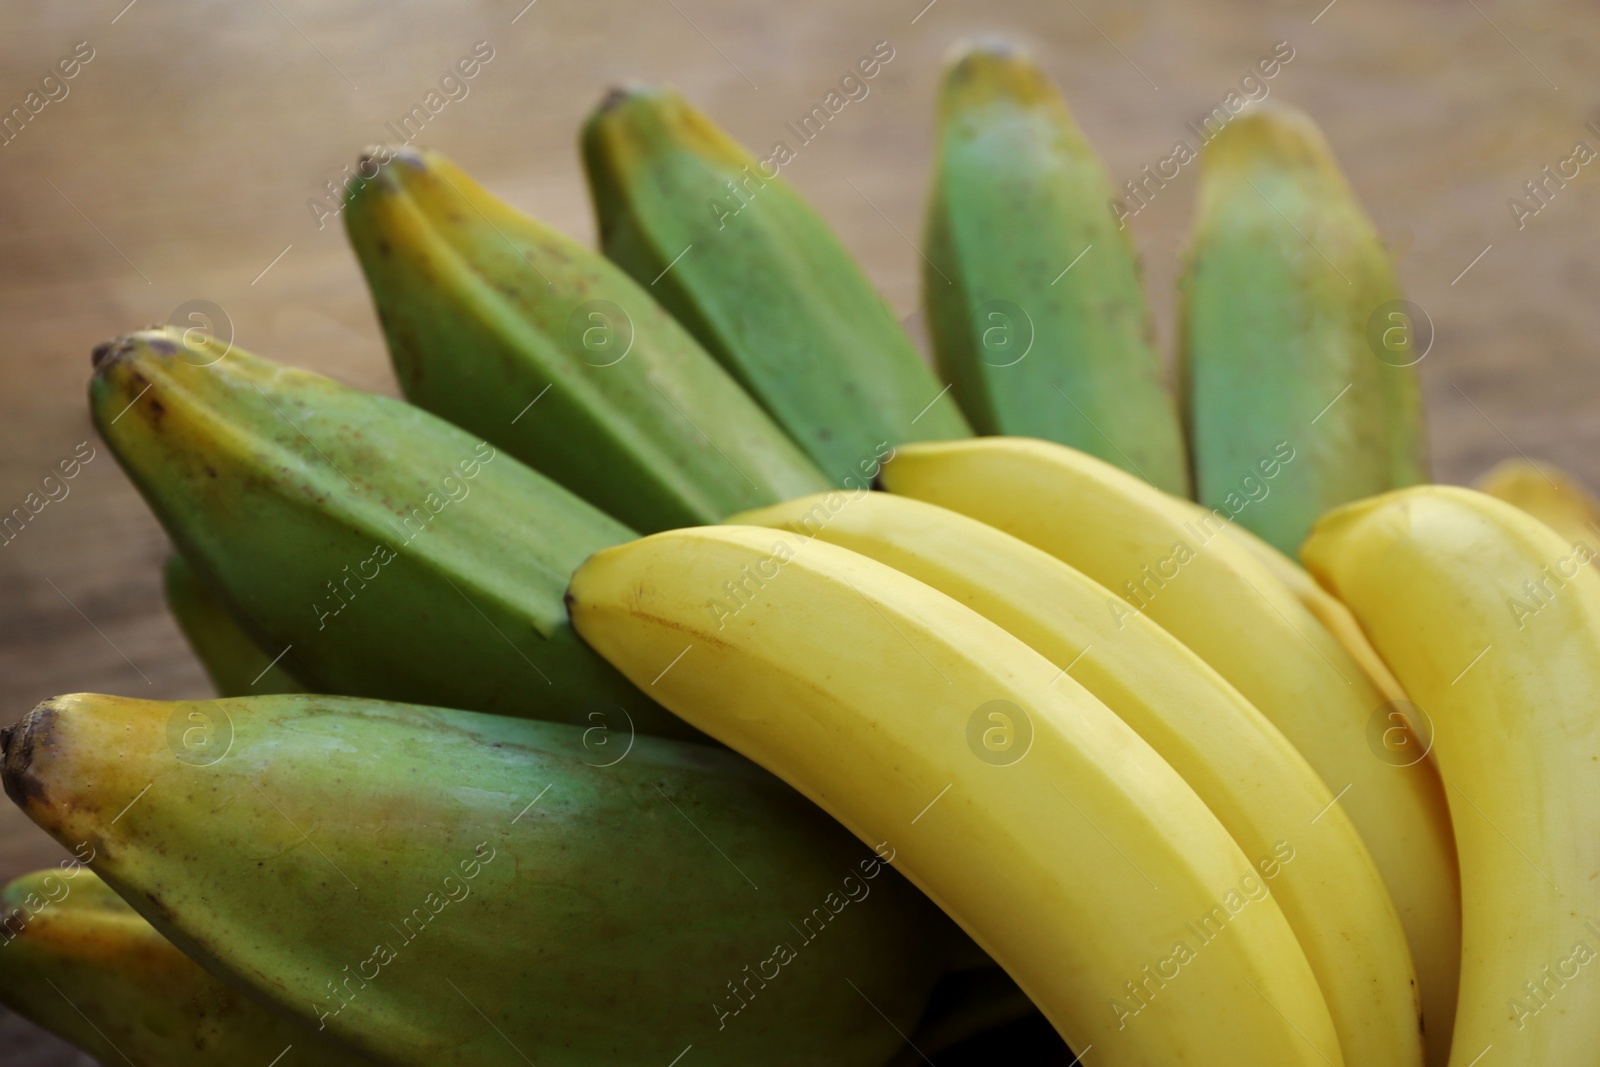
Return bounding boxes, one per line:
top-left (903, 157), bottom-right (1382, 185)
top-left (7, 31), bottom-right (1583, 1067)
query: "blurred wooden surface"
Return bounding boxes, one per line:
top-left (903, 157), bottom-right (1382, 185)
top-left (0, 0), bottom-right (1593, 1061)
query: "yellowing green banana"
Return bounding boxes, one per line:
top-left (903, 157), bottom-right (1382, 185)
top-left (89, 328), bottom-right (689, 740)
top-left (1475, 457), bottom-right (1600, 551)
top-left (1303, 486), bottom-right (1600, 1066)
top-left (880, 436), bottom-right (1459, 1062)
top-left (1180, 105), bottom-right (1427, 554)
top-left (733, 490), bottom-right (1422, 1066)
top-left (164, 553), bottom-right (302, 696)
top-left (343, 146), bottom-right (828, 532)
top-left (569, 524), bottom-right (1343, 1066)
top-left (581, 86), bottom-right (971, 485)
top-left (923, 41), bottom-right (1189, 496)
top-left (1, 693), bottom-right (959, 1067)
top-left (0, 868), bottom-right (371, 1066)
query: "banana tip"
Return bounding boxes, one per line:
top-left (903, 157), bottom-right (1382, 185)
top-left (90, 329), bottom-right (180, 373)
top-left (1, 700), bottom-right (57, 812)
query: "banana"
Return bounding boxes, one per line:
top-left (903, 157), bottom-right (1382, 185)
top-left (164, 553), bottom-right (302, 696)
top-left (581, 85), bottom-right (971, 485)
top-left (568, 524), bottom-right (1343, 1066)
top-left (735, 490), bottom-right (1421, 1065)
top-left (89, 328), bottom-right (690, 740)
top-left (1195, 505), bottom-right (1417, 708)
top-left (1179, 105), bottom-right (1427, 553)
top-left (1, 693), bottom-right (959, 1066)
top-left (1302, 486), bottom-right (1600, 1066)
top-left (880, 436), bottom-right (1459, 1063)
top-left (1475, 457), bottom-right (1600, 552)
top-left (0, 867), bottom-right (372, 1066)
top-left (343, 146), bottom-right (828, 532)
top-left (923, 41), bottom-right (1189, 496)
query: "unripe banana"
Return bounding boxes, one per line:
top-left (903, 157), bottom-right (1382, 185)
top-left (881, 436), bottom-right (1459, 1062)
top-left (1302, 486), bottom-right (1600, 1066)
top-left (164, 553), bottom-right (302, 696)
top-left (1180, 105), bottom-right (1427, 553)
top-left (89, 328), bottom-right (690, 739)
top-left (733, 490), bottom-right (1422, 1065)
top-left (343, 146), bottom-right (829, 532)
top-left (924, 41), bottom-right (1189, 496)
top-left (1475, 457), bottom-right (1600, 552)
top-left (581, 85), bottom-right (971, 485)
top-left (0, 868), bottom-right (372, 1066)
top-left (1, 693), bottom-right (958, 1067)
top-left (569, 524), bottom-right (1343, 1066)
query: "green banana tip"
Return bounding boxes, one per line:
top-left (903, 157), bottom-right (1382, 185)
top-left (939, 38), bottom-right (1055, 113)
top-left (1201, 102), bottom-right (1335, 176)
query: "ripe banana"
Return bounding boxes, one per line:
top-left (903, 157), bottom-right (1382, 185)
top-left (735, 490), bottom-right (1421, 1065)
top-left (923, 40), bottom-right (1189, 496)
top-left (1303, 486), bottom-right (1600, 1066)
top-left (164, 553), bottom-right (301, 696)
top-left (89, 328), bottom-right (690, 739)
top-left (0, 867), bottom-right (370, 1066)
top-left (569, 524), bottom-right (1343, 1066)
top-left (880, 436), bottom-right (1459, 1063)
top-left (1, 693), bottom-right (958, 1067)
top-left (1179, 105), bottom-right (1427, 553)
top-left (343, 146), bottom-right (829, 532)
top-left (1475, 457), bottom-right (1600, 552)
top-left (581, 85), bottom-right (971, 485)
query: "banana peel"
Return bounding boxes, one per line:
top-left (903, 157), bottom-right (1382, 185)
top-left (89, 328), bottom-right (689, 739)
top-left (343, 146), bottom-right (829, 533)
top-left (0, 867), bottom-right (372, 1066)
top-left (1, 693), bottom-right (961, 1067)
top-left (164, 553), bottom-right (302, 696)
top-left (1179, 104), bottom-right (1427, 553)
top-left (924, 40), bottom-right (1189, 496)
top-left (1475, 457), bottom-right (1600, 551)
top-left (582, 85), bottom-right (971, 486)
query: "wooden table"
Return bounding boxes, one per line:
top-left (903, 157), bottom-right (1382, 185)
top-left (0, 0), bottom-right (1590, 1061)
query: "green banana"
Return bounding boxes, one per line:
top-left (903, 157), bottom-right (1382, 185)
top-left (164, 553), bottom-right (302, 696)
top-left (89, 327), bottom-right (690, 740)
top-left (0, 867), bottom-right (373, 1066)
top-left (581, 85), bottom-right (971, 485)
top-left (924, 40), bottom-right (1189, 496)
top-left (343, 146), bottom-right (828, 533)
top-left (1179, 104), bottom-right (1427, 553)
top-left (1, 693), bottom-right (961, 1067)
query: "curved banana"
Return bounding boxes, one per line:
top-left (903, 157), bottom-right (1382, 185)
top-left (581, 85), bottom-right (970, 486)
top-left (164, 554), bottom-right (302, 696)
top-left (89, 328), bottom-right (688, 739)
top-left (1303, 486), bottom-right (1600, 1066)
top-left (569, 523), bottom-right (1343, 1066)
top-left (734, 490), bottom-right (1421, 1065)
top-left (880, 436), bottom-right (1459, 1061)
top-left (1179, 105), bottom-right (1427, 553)
top-left (1, 693), bottom-right (957, 1067)
top-left (924, 40), bottom-right (1189, 495)
top-left (343, 146), bottom-right (829, 532)
top-left (0, 868), bottom-right (371, 1066)
top-left (1475, 457), bottom-right (1600, 553)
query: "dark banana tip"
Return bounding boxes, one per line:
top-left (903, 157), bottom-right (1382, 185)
top-left (596, 82), bottom-right (669, 114)
top-left (89, 329), bottom-right (180, 374)
top-left (2, 700), bottom-right (58, 811)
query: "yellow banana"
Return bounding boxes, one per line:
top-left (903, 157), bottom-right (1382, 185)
top-left (569, 523), bottom-right (1343, 1067)
top-left (732, 490), bottom-right (1422, 1066)
top-left (1303, 486), bottom-right (1600, 1066)
top-left (880, 436), bottom-right (1460, 1062)
top-left (1475, 457), bottom-right (1600, 553)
